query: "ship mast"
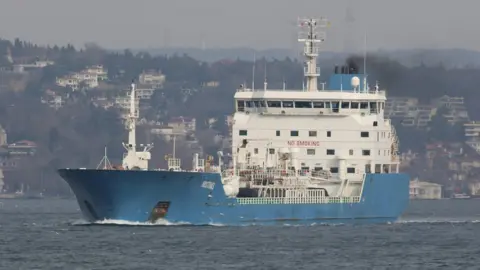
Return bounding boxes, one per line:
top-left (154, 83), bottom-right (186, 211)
top-left (128, 81), bottom-right (136, 149)
top-left (298, 17), bottom-right (329, 92)
top-left (122, 81), bottom-right (153, 170)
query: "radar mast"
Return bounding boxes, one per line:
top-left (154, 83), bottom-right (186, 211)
top-left (298, 17), bottom-right (329, 92)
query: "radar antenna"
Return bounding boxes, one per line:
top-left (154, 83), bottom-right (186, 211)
top-left (298, 17), bottom-right (329, 92)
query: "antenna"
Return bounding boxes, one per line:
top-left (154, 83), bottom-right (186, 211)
top-left (320, 82), bottom-right (326, 90)
top-left (96, 146), bottom-right (112, 170)
top-left (252, 51), bottom-right (256, 91)
top-left (363, 31), bottom-right (368, 93)
top-left (263, 60), bottom-right (267, 91)
top-left (282, 76), bottom-right (286, 91)
top-left (172, 134), bottom-right (176, 159)
top-left (298, 17), bottom-right (329, 92)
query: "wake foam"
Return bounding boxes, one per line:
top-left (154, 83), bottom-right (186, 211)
top-left (70, 219), bottom-right (229, 227)
top-left (71, 218), bottom-right (192, 226)
top-left (395, 218), bottom-right (480, 224)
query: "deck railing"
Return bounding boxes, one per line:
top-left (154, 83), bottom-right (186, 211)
top-left (236, 196), bottom-right (361, 205)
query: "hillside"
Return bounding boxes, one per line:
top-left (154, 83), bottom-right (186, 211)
top-left (0, 38), bottom-right (480, 195)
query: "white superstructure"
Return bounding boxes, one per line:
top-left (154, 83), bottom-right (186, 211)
top-left (232, 89), bottom-right (400, 177)
top-left (223, 17), bottom-right (400, 200)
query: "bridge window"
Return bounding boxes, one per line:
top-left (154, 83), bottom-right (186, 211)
top-left (295, 101), bottom-right (312, 108)
top-left (314, 167), bottom-right (323, 171)
top-left (360, 102), bottom-right (368, 109)
top-left (351, 102), bottom-right (359, 109)
top-left (332, 102), bottom-right (339, 112)
top-left (341, 102), bottom-right (350, 109)
top-left (347, 167), bottom-right (355, 173)
top-left (237, 100), bottom-right (245, 112)
top-left (307, 149), bottom-right (315, 155)
top-left (324, 102), bottom-right (331, 108)
top-left (267, 101), bottom-right (281, 108)
top-left (327, 131), bottom-right (331, 137)
top-left (290, 130), bottom-right (299, 136)
top-left (239, 130), bottom-right (247, 136)
top-left (276, 130), bottom-right (280, 136)
top-left (362, 150), bottom-right (371, 156)
top-left (282, 101), bottom-right (294, 108)
top-left (370, 102), bottom-right (377, 113)
top-left (309, 131), bottom-right (317, 137)
top-left (269, 149), bottom-right (275, 154)
top-left (330, 167), bottom-right (339, 173)
top-left (373, 121), bottom-right (378, 126)
top-left (361, 131), bottom-right (369, 138)
top-left (313, 102), bottom-right (324, 108)
top-left (254, 100), bottom-right (266, 107)
top-left (326, 149), bottom-right (335, 155)
top-left (245, 101), bottom-right (253, 108)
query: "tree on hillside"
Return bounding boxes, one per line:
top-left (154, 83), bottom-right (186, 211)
top-left (428, 106), bottom-right (465, 143)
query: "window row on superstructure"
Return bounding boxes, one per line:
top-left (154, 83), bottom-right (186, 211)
top-left (251, 147), bottom-right (387, 157)
top-left (251, 147), bottom-right (397, 158)
top-left (236, 100), bottom-right (385, 113)
top-left (239, 129), bottom-right (389, 139)
top-left (303, 164), bottom-right (398, 174)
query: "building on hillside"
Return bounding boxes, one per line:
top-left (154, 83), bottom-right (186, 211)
top-left (464, 121), bottom-right (480, 155)
top-left (202, 81), bottom-right (220, 88)
top-left (432, 95), bottom-right (465, 108)
top-left (0, 168), bottom-right (4, 192)
top-left (416, 105), bottom-right (436, 127)
top-left (385, 97), bottom-right (436, 128)
top-left (443, 109), bottom-right (469, 124)
top-left (465, 121), bottom-right (480, 138)
top-left (469, 182), bottom-right (480, 196)
top-left (138, 70), bottom-right (165, 88)
top-left (168, 117), bottom-right (196, 134)
top-left (41, 95), bottom-right (65, 110)
top-left (410, 179), bottom-right (442, 199)
top-left (385, 95), bottom-right (469, 128)
top-left (150, 126), bottom-right (175, 141)
top-left (85, 65), bottom-right (108, 80)
top-left (11, 60), bottom-right (55, 73)
top-left (432, 95), bottom-right (470, 124)
top-left (92, 97), bottom-right (115, 110)
top-left (55, 65), bottom-right (107, 90)
top-left (384, 97), bottom-right (419, 117)
top-left (125, 86), bottom-right (155, 100)
top-left (114, 96), bottom-right (139, 119)
top-left (56, 74), bottom-right (98, 90)
top-left (7, 140), bottom-right (37, 156)
top-left (0, 125), bottom-right (7, 146)
top-left (56, 75), bottom-right (80, 90)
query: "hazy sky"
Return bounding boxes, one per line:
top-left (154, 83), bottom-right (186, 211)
top-left (0, 0), bottom-right (478, 52)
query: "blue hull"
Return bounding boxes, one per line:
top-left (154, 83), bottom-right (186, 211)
top-left (58, 169), bottom-right (410, 225)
